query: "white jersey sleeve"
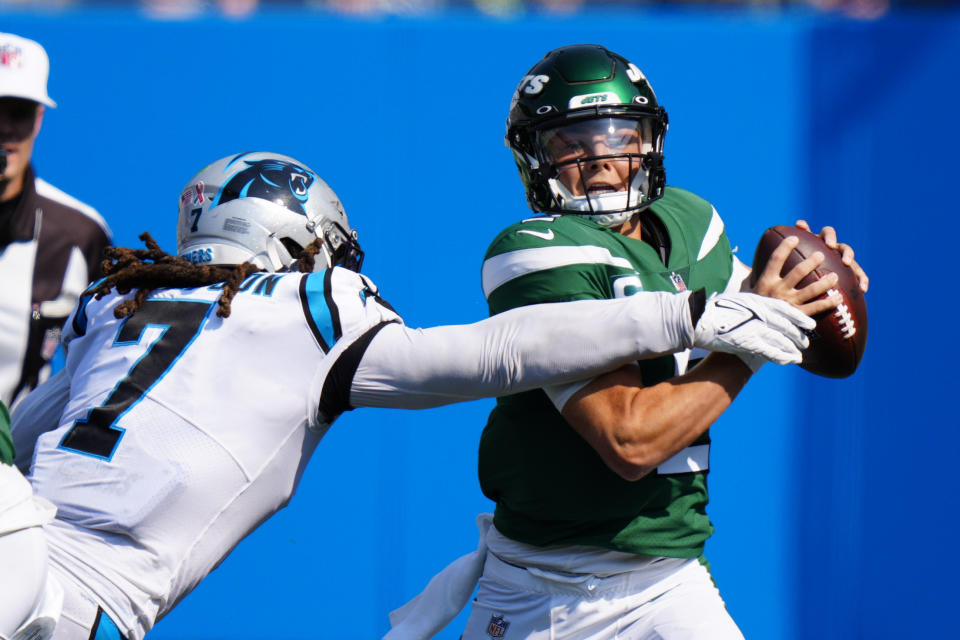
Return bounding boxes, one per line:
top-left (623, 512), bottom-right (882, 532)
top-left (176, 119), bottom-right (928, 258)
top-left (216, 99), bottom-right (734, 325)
top-left (10, 369), bottom-right (71, 472)
top-left (727, 255), bottom-right (752, 292)
top-left (347, 290), bottom-right (697, 410)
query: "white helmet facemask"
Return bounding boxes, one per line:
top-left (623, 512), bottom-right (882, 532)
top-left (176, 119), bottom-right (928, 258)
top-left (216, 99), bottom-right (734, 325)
top-left (547, 161), bottom-right (650, 228)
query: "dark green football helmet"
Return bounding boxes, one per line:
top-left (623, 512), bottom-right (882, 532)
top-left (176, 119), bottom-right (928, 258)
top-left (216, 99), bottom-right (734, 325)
top-left (506, 44), bottom-right (669, 227)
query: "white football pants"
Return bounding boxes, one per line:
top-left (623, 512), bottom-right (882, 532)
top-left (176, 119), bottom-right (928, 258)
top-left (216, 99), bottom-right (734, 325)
top-left (0, 464), bottom-right (61, 640)
top-left (460, 553), bottom-right (745, 640)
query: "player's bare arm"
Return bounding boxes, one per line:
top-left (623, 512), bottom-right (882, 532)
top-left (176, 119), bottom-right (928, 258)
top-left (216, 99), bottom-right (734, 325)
top-left (558, 233), bottom-right (837, 482)
top-left (561, 352), bottom-right (751, 481)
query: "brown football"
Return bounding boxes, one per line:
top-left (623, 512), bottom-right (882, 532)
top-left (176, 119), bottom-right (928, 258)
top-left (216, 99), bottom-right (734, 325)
top-left (749, 225), bottom-right (868, 378)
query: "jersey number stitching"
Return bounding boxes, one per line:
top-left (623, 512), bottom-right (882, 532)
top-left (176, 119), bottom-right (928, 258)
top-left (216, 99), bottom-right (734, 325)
top-left (59, 299), bottom-right (213, 461)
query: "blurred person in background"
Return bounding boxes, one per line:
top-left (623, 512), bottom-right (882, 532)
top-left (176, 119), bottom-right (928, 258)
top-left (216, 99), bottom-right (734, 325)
top-left (0, 32), bottom-right (111, 409)
top-left (139, 0), bottom-right (259, 19)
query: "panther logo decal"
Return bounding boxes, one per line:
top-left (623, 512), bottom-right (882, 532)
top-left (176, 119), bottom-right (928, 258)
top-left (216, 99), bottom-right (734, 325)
top-left (213, 157), bottom-right (316, 216)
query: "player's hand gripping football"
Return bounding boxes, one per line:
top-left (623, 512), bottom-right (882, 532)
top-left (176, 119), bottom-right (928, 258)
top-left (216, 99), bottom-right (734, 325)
top-left (693, 291), bottom-right (815, 373)
top-left (750, 221), bottom-right (869, 316)
top-left (796, 219), bottom-right (869, 293)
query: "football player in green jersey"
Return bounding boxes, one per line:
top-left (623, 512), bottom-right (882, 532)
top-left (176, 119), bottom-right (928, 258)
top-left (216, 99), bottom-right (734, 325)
top-left (386, 44), bottom-right (868, 640)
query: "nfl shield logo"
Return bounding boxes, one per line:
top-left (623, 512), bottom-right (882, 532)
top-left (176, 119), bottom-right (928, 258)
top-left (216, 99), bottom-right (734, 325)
top-left (669, 271), bottom-right (687, 292)
top-left (41, 326), bottom-right (61, 360)
top-left (487, 614), bottom-right (510, 638)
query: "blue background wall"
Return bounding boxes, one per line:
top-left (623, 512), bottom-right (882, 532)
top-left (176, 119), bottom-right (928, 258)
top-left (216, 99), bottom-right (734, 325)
top-left (3, 6), bottom-right (956, 638)
top-left (796, 14), bottom-right (960, 639)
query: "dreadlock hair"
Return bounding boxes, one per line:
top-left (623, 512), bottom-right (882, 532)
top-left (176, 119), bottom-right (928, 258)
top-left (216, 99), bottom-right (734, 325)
top-left (90, 233), bottom-right (329, 319)
top-left (295, 237), bottom-right (325, 274)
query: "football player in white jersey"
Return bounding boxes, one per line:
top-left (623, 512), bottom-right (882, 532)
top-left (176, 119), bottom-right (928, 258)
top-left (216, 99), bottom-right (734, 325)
top-left (0, 152), bottom-right (814, 640)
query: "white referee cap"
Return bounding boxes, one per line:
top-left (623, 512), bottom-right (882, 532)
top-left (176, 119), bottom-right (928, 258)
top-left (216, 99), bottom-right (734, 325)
top-left (0, 32), bottom-right (57, 108)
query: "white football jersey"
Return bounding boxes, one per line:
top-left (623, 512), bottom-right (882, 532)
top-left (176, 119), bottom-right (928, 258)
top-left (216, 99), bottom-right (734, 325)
top-left (27, 267), bottom-right (398, 639)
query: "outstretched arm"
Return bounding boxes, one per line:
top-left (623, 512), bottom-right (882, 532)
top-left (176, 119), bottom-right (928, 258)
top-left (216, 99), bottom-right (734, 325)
top-left (348, 289), bottom-right (809, 410)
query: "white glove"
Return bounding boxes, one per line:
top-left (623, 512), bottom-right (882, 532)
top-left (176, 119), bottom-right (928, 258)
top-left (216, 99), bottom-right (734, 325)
top-left (693, 291), bottom-right (814, 373)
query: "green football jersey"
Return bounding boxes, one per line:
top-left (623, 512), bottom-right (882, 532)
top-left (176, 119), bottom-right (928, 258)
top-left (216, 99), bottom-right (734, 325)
top-left (1, 400), bottom-right (13, 465)
top-left (479, 187), bottom-right (735, 558)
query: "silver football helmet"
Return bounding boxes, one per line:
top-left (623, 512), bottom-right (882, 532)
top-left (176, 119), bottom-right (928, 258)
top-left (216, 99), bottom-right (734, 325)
top-left (176, 152), bottom-right (363, 272)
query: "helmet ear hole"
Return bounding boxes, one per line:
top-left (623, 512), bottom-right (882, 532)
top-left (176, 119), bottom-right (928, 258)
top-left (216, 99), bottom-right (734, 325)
top-left (279, 237), bottom-right (304, 259)
top-left (531, 182), bottom-right (553, 210)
